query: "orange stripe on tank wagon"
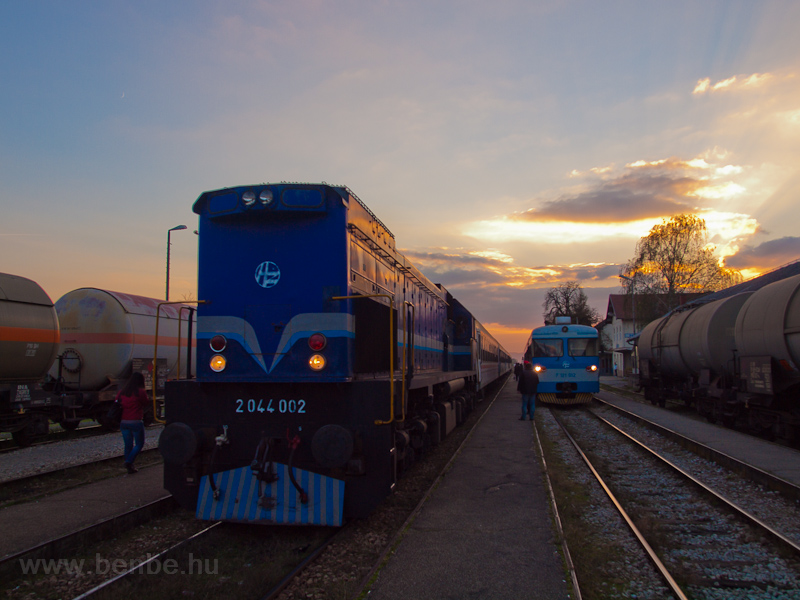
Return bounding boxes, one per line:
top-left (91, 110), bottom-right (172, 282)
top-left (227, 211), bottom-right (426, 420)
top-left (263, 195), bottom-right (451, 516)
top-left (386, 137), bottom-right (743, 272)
top-left (56, 333), bottom-right (196, 347)
top-left (0, 326), bottom-right (60, 344)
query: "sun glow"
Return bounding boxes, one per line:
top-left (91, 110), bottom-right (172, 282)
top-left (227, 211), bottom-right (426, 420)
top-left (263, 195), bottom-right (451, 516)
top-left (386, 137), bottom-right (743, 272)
top-left (463, 218), bottom-right (657, 244)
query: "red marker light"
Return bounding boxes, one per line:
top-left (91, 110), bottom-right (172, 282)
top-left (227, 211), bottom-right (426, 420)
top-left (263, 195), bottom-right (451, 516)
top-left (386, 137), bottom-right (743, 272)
top-left (308, 333), bottom-right (327, 351)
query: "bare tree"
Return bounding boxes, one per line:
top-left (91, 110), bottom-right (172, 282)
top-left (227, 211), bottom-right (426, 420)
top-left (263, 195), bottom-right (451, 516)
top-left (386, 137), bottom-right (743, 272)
top-left (542, 281), bottom-right (600, 326)
top-left (620, 214), bottom-right (742, 313)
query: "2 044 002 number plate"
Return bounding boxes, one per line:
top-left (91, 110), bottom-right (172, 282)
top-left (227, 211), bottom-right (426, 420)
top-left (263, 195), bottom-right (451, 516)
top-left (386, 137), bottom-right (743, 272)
top-left (235, 398), bottom-right (306, 414)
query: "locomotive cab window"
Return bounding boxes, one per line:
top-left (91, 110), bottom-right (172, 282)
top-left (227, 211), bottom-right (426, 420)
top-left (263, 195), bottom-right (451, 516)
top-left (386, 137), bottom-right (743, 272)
top-left (533, 339), bottom-right (562, 358)
top-left (568, 338), bottom-right (598, 357)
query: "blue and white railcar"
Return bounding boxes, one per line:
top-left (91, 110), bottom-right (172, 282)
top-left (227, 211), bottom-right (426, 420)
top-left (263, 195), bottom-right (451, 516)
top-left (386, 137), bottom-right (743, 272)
top-left (159, 183), bottom-right (511, 527)
top-left (522, 317), bottom-right (599, 405)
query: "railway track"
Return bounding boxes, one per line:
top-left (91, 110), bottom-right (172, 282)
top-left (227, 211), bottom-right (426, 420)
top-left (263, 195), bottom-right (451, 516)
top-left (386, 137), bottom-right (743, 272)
top-left (0, 423), bottom-right (107, 453)
top-left (545, 404), bottom-right (800, 599)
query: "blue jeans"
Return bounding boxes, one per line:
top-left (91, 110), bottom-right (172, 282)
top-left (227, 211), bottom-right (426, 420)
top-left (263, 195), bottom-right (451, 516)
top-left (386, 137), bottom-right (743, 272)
top-left (521, 394), bottom-right (536, 419)
top-left (121, 420), bottom-right (145, 465)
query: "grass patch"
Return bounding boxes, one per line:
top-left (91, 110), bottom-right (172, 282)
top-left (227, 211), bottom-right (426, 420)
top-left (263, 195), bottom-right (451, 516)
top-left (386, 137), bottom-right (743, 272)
top-left (537, 419), bottom-right (630, 599)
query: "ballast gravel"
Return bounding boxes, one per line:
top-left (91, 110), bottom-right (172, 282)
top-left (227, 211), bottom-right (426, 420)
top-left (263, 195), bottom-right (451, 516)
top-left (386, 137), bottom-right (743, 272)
top-left (0, 425), bottom-right (163, 483)
top-left (550, 405), bottom-right (800, 600)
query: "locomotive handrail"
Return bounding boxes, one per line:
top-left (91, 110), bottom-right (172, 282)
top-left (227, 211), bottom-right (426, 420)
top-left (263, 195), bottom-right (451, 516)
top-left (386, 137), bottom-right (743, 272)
top-left (153, 300), bottom-right (207, 424)
top-left (177, 305), bottom-right (197, 380)
top-left (331, 294), bottom-right (397, 425)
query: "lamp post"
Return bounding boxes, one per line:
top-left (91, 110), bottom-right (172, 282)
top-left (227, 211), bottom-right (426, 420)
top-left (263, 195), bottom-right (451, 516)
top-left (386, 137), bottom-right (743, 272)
top-left (166, 225), bottom-right (187, 301)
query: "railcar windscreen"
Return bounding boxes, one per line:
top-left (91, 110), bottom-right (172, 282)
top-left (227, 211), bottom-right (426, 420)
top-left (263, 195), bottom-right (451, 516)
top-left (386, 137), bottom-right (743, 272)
top-left (568, 338), bottom-right (598, 357)
top-left (533, 339), bottom-right (562, 357)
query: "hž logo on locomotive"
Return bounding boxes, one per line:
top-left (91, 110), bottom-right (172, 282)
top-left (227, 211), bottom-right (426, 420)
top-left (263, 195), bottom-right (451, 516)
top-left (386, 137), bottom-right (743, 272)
top-left (254, 261), bottom-right (281, 288)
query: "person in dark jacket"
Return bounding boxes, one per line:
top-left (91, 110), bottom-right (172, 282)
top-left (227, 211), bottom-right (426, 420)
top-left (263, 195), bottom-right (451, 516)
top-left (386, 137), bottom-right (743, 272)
top-left (513, 362), bottom-right (523, 382)
top-left (117, 372), bottom-right (149, 474)
top-left (517, 361), bottom-right (539, 421)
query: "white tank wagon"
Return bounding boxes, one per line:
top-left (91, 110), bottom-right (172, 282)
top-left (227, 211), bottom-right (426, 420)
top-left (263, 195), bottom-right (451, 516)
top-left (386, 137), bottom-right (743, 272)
top-left (637, 273), bottom-right (800, 442)
top-left (49, 288), bottom-right (196, 399)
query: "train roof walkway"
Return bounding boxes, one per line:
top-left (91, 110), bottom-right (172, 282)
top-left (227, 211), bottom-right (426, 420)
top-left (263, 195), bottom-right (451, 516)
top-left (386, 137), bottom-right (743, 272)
top-left (361, 378), bottom-right (571, 600)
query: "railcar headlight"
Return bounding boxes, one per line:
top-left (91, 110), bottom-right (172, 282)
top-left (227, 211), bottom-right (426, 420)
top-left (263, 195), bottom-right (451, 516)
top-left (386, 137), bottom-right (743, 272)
top-left (210, 355), bottom-right (227, 372)
top-left (308, 333), bottom-right (327, 351)
top-left (259, 189), bottom-right (274, 205)
top-left (309, 354), bottom-right (326, 371)
top-left (586, 365), bottom-right (598, 372)
top-left (242, 191), bottom-right (256, 206)
top-left (534, 364), bottom-right (546, 373)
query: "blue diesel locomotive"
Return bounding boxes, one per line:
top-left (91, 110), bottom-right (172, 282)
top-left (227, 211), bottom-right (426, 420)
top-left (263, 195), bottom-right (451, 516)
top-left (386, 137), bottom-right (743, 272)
top-left (522, 317), bottom-right (599, 405)
top-left (159, 183), bottom-right (512, 526)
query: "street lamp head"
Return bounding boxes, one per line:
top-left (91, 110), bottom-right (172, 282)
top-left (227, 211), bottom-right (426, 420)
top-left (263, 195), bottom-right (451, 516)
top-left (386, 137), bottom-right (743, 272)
top-left (169, 225), bottom-right (188, 232)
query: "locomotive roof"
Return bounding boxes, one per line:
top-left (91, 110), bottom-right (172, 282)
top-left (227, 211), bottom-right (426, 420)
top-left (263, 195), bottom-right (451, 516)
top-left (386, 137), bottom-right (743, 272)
top-left (192, 182), bottom-right (395, 239)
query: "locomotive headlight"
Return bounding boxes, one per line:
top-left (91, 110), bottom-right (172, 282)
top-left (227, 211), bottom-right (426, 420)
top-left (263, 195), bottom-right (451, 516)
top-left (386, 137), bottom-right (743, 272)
top-left (210, 354), bottom-right (227, 372)
top-left (309, 354), bottom-right (326, 371)
top-left (534, 364), bottom-right (546, 373)
top-left (242, 190), bottom-right (256, 206)
top-left (586, 365), bottom-right (598, 372)
top-left (259, 189), bottom-right (274, 205)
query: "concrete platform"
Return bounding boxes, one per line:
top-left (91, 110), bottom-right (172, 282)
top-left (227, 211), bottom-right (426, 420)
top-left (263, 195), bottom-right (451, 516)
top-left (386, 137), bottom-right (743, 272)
top-left (0, 463), bottom-right (167, 559)
top-left (362, 378), bottom-right (571, 600)
top-left (598, 376), bottom-right (800, 487)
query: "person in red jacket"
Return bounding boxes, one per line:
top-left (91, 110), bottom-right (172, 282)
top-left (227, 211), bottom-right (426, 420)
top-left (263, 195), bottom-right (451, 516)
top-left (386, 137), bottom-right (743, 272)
top-left (117, 372), bottom-right (149, 474)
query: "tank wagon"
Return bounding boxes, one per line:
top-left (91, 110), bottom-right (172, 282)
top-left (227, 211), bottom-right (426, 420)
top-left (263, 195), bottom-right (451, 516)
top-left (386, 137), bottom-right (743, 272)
top-left (50, 288), bottom-right (195, 398)
top-left (0, 274), bottom-right (195, 445)
top-left (0, 273), bottom-right (61, 444)
top-left (159, 182), bottom-right (512, 526)
top-left (638, 273), bottom-right (800, 441)
top-left (521, 317), bottom-right (599, 405)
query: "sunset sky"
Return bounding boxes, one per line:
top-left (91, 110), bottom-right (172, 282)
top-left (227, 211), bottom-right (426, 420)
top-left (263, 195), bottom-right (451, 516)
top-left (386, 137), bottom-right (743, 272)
top-left (2, 1), bottom-right (800, 358)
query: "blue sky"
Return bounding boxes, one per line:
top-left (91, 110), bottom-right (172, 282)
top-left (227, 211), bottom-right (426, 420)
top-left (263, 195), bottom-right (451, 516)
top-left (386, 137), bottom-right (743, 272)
top-left (2, 1), bottom-right (800, 355)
